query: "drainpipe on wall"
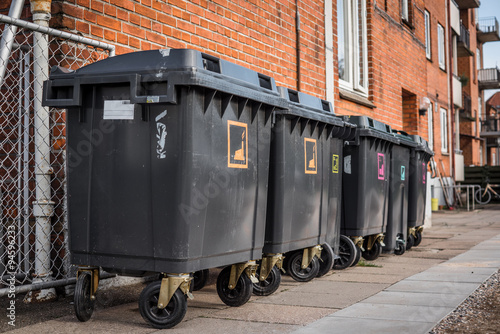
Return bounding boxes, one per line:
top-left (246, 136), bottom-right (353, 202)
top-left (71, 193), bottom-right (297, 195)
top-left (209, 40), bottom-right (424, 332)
top-left (324, 0), bottom-right (334, 104)
top-left (0, 0), bottom-right (25, 86)
top-left (295, 0), bottom-right (301, 91)
top-left (446, 0), bottom-right (456, 182)
top-left (25, 0), bottom-right (56, 302)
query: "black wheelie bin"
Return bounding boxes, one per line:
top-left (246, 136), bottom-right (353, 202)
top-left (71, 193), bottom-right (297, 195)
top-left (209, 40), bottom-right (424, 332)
top-left (42, 49), bottom-right (286, 329)
top-left (384, 130), bottom-right (418, 255)
top-left (260, 87), bottom-right (350, 289)
top-left (341, 116), bottom-right (399, 264)
top-left (407, 135), bottom-right (434, 249)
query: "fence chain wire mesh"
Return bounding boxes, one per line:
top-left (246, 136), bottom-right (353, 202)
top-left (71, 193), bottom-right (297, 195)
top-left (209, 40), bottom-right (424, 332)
top-left (1, 21), bottom-right (110, 290)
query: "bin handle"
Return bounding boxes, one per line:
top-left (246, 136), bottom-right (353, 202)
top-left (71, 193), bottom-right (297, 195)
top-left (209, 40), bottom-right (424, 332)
top-left (42, 77), bottom-right (82, 107)
top-left (393, 129), bottom-right (409, 136)
top-left (129, 74), bottom-right (177, 105)
top-left (43, 72), bottom-right (177, 107)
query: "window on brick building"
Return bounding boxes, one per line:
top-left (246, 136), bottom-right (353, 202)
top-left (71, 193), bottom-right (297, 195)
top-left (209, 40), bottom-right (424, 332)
top-left (438, 24), bottom-right (445, 70)
top-left (428, 102), bottom-right (434, 149)
top-left (477, 47), bottom-right (481, 70)
top-left (425, 10), bottom-right (431, 59)
top-left (402, 0), bottom-right (412, 25)
top-left (440, 107), bottom-right (448, 153)
top-left (479, 96), bottom-right (483, 118)
top-left (338, 0), bottom-right (368, 95)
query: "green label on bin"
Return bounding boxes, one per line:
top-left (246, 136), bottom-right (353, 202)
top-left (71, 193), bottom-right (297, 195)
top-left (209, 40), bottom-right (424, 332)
top-left (401, 165), bottom-right (406, 181)
top-left (332, 154), bottom-right (339, 173)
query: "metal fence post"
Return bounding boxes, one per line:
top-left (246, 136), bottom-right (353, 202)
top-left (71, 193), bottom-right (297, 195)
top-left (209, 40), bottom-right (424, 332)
top-left (0, 13), bottom-right (114, 297)
top-left (28, 0), bottom-right (56, 302)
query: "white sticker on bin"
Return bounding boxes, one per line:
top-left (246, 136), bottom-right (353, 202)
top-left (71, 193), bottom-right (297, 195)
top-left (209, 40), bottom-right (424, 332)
top-left (103, 100), bottom-right (134, 120)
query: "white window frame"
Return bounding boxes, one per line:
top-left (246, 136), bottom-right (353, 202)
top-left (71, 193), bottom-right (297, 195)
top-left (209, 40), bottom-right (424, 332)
top-left (479, 96), bottom-right (482, 119)
top-left (428, 102), bottom-right (434, 149)
top-left (440, 107), bottom-right (448, 153)
top-left (438, 24), bottom-right (445, 70)
top-left (402, 0), bottom-right (409, 22)
top-left (338, 0), bottom-right (368, 96)
top-left (425, 10), bottom-right (431, 59)
top-left (477, 47), bottom-right (481, 70)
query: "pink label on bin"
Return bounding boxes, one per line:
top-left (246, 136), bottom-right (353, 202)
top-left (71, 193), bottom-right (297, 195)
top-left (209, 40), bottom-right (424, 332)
top-left (422, 162), bottom-right (426, 184)
top-left (377, 153), bottom-right (385, 180)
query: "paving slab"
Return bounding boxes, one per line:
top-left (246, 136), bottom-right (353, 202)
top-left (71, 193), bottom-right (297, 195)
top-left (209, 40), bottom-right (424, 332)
top-left (321, 272), bottom-right (405, 284)
top-left (385, 280), bottom-right (480, 295)
top-left (7, 303), bottom-right (155, 334)
top-left (254, 281), bottom-right (389, 309)
top-left (157, 317), bottom-right (299, 334)
top-left (359, 290), bottom-right (470, 308)
top-left (424, 265), bottom-right (495, 275)
top-left (209, 302), bottom-right (334, 326)
top-left (404, 271), bottom-right (493, 283)
top-left (324, 302), bottom-right (452, 323)
top-left (291, 316), bottom-right (435, 334)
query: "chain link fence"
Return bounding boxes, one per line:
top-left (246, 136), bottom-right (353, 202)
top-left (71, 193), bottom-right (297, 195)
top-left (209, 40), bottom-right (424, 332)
top-left (0, 14), bottom-right (114, 295)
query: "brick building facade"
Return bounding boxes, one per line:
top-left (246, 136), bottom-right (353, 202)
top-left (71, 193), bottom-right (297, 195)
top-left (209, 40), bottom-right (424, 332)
top-left (2, 0), bottom-right (498, 180)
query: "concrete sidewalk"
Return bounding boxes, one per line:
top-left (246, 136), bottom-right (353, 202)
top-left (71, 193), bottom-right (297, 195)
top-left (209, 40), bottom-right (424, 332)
top-left (5, 205), bottom-right (500, 334)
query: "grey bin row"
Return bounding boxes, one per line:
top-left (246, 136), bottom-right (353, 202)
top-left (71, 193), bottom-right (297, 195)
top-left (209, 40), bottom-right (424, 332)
top-left (42, 48), bottom-right (432, 329)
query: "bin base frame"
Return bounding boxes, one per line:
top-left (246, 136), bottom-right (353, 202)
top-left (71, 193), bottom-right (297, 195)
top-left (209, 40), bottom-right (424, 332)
top-left (408, 226), bottom-right (424, 238)
top-left (157, 274), bottom-right (193, 310)
top-left (260, 254), bottom-right (284, 281)
top-left (228, 261), bottom-right (259, 290)
top-left (365, 233), bottom-right (385, 251)
top-left (301, 245), bottom-right (323, 269)
top-left (349, 236), bottom-right (365, 252)
top-left (76, 266), bottom-right (99, 300)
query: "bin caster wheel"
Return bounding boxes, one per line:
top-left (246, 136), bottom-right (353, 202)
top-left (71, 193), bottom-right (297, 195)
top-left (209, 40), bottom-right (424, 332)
top-left (351, 245), bottom-right (362, 266)
top-left (406, 234), bottom-right (415, 250)
top-left (414, 231), bottom-right (422, 247)
top-left (333, 235), bottom-right (356, 270)
top-left (317, 243), bottom-right (334, 277)
top-left (394, 240), bottom-right (406, 256)
top-left (253, 265), bottom-right (281, 296)
top-left (287, 250), bottom-right (320, 282)
top-left (362, 241), bottom-right (382, 261)
top-left (192, 269), bottom-right (209, 291)
top-left (74, 272), bottom-right (95, 322)
top-left (217, 266), bottom-right (253, 307)
top-left (139, 281), bottom-right (187, 329)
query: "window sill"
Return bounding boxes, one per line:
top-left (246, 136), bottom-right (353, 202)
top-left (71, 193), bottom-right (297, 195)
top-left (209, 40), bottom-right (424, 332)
top-left (441, 152), bottom-right (450, 156)
top-left (402, 19), bottom-right (414, 30)
top-left (339, 88), bottom-right (376, 109)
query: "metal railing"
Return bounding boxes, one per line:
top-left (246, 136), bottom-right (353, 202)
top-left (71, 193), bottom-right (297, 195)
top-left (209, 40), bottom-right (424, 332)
top-left (458, 22), bottom-right (470, 50)
top-left (478, 68), bottom-right (500, 83)
top-left (460, 92), bottom-right (473, 119)
top-left (0, 14), bottom-right (114, 297)
top-left (477, 16), bottom-right (499, 34)
top-left (435, 185), bottom-right (480, 211)
top-left (481, 117), bottom-right (500, 133)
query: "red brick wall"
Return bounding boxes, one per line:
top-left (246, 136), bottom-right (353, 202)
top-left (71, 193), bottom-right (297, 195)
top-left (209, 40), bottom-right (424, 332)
top-left (424, 0), bottom-right (452, 176)
top-left (457, 8), bottom-right (481, 167)
top-left (334, 0), bottom-right (428, 136)
top-left (7, 0), bottom-right (457, 175)
top-left (47, 0), bottom-right (327, 97)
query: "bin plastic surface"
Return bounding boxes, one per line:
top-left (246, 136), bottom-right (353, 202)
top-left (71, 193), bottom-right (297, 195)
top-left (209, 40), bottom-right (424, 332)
top-left (264, 87), bottom-right (353, 254)
top-left (407, 135), bottom-right (434, 228)
top-left (384, 131), bottom-right (418, 253)
top-left (42, 49), bottom-right (286, 275)
top-left (341, 116), bottom-right (399, 237)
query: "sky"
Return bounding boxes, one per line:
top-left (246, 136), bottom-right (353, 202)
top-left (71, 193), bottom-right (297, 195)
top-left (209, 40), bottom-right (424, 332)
top-left (478, 0), bottom-right (500, 101)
